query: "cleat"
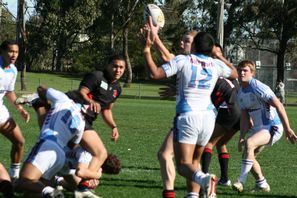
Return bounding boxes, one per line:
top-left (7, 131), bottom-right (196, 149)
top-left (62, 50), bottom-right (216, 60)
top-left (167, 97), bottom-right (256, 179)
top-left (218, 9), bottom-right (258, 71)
top-left (16, 93), bottom-right (39, 106)
top-left (217, 178), bottom-right (232, 187)
top-left (44, 189), bottom-right (64, 198)
top-left (232, 181), bottom-right (244, 193)
top-left (74, 189), bottom-right (102, 198)
top-left (56, 185), bottom-right (64, 191)
top-left (251, 183), bottom-right (270, 193)
top-left (201, 174), bottom-right (217, 198)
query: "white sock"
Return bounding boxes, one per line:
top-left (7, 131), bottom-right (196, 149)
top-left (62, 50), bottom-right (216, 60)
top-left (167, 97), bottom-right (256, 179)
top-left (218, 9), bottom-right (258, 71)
top-left (9, 163), bottom-right (21, 178)
top-left (42, 186), bottom-right (55, 197)
top-left (186, 192), bottom-right (199, 198)
top-left (192, 170), bottom-right (207, 185)
top-left (54, 176), bottom-right (64, 186)
top-left (256, 178), bottom-right (269, 188)
top-left (238, 159), bottom-right (253, 184)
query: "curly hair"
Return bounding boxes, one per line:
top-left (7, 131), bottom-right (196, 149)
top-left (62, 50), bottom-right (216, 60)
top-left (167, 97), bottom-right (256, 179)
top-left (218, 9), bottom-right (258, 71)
top-left (101, 154), bottom-right (121, 174)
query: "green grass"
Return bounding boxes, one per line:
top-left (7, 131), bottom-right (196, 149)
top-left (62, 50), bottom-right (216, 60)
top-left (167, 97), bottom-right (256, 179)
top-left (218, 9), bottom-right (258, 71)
top-left (1, 72), bottom-right (297, 198)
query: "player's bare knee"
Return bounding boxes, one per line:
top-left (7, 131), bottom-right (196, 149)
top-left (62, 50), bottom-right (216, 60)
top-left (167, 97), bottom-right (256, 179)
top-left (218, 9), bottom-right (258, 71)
top-left (157, 150), bottom-right (171, 162)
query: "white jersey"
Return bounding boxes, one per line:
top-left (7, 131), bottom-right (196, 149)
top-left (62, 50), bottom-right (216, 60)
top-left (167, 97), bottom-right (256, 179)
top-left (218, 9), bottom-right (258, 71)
top-left (237, 78), bottom-right (282, 129)
top-left (39, 88), bottom-right (85, 148)
top-left (162, 54), bottom-right (232, 113)
top-left (0, 57), bottom-right (18, 106)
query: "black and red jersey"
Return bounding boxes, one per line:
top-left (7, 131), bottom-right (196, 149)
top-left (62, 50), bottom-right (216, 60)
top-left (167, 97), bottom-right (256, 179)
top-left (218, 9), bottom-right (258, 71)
top-left (211, 77), bottom-right (239, 109)
top-left (66, 70), bottom-right (121, 110)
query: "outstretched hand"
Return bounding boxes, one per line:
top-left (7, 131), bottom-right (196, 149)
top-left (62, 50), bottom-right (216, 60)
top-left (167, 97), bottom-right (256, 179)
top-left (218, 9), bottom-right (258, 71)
top-left (139, 16), bottom-right (160, 49)
top-left (159, 84), bottom-right (176, 99)
top-left (285, 128), bottom-right (297, 144)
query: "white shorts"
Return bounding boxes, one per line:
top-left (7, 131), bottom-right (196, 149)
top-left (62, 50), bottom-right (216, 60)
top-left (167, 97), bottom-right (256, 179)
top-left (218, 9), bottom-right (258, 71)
top-left (25, 139), bottom-right (66, 180)
top-left (0, 104), bottom-right (10, 124)
top-left (248, 124), bottom-right (283, 146)
top-left (60, 146), bottom-right (92, 175)
top-left (175, 110), bottom-right (217, 146)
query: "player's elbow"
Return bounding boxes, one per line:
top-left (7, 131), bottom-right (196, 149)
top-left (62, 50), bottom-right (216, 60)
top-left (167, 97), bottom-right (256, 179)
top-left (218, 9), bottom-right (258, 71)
top-left (228, 70), bottom-right (238, 80)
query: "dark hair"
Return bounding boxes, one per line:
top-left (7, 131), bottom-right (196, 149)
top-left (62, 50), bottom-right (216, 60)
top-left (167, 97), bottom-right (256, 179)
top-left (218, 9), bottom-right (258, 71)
top-left (101, 154), bottom-right (121, 174)
top-left (0, 40), bottom-right (18, 52)
top-left (194, 32), bottom-right (214, 56)
top-left (214, 43), bottom-right (223, 52)
top-left (107, 53), bottom-right (125, 64)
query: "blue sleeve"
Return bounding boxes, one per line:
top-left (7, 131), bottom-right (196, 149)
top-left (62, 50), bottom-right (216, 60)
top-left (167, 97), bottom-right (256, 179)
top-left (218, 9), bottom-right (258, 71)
top-left (252, 79), bottom-right (275, 103)
top-left (162, 55), bottom-right (187, 78)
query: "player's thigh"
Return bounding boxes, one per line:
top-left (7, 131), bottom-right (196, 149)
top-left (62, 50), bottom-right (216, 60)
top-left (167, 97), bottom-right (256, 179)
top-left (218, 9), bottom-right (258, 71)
top-left (20, 163), bottom-right (43, 180)
top-left (207, 123), bottom-right (226, 147)
top-left (174, 142), bottom-right (196, 165)
top-left (247, 129), bottom-right (271, 148)
top-left (0, 117), bottom-right (24, 144)
top-left (80, 130), bottom-right (107, 156)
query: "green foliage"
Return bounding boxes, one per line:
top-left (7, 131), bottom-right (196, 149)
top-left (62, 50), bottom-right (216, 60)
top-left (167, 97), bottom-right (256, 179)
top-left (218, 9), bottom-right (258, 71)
top-left (0, 8), bottom-right (17, 41)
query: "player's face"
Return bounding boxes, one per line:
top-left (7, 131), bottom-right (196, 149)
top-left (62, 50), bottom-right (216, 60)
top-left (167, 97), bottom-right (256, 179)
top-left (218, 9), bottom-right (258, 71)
top-left (109, 59), bottom-right (126, 81)
top-left (180, 35), bottom-right (194, 54)
top-left (2, 44), bottom-right (19, 65)
top-left (238, 65), bottom-right (254, 83)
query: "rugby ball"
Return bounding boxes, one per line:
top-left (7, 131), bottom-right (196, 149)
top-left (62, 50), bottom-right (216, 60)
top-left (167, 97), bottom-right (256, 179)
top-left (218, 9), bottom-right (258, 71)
top-left (144, 4), bottom-right (165, 28)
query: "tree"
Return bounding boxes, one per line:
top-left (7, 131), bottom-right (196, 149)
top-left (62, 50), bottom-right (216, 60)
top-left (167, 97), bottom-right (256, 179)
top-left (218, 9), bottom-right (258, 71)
top-left (183, 0), bottom-right (297, 83)
top-left (16, 0), bottom-right (27, 90)
top-left (33, 0), bottom-right (102, 72)
top-left (238, 0), bottom-right (297, 82)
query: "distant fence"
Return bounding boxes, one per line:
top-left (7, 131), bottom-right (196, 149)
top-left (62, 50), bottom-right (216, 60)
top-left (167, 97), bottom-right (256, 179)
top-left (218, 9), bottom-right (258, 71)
top-left (255, 66), bottom-right (297, 94)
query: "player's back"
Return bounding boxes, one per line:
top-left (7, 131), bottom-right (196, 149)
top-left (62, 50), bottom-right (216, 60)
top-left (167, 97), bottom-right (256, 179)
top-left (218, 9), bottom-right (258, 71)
top-left (39, 88), bottom-right (85, 148)
top-left (175, 54), bottom-right (227, 113)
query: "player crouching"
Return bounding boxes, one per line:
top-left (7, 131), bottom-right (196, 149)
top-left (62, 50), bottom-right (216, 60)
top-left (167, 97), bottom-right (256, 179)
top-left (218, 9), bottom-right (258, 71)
top-left (55, 146), bottom-right (121, 198)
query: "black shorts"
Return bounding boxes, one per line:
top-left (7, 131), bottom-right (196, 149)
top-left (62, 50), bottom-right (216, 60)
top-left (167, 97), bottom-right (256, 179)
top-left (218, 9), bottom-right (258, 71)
top-left (216, 106), bottom-right (240, 131)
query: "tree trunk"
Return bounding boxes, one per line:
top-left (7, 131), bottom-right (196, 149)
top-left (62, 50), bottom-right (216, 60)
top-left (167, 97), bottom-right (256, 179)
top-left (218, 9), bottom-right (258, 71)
top-left (16, 0), bottom-right (27, 90)
top-left (111, 13), bottom-right (115, 51)
top-left (123, 26), bottom-right (132, 87)
top-left (276, 51), bottom-right (285, 83)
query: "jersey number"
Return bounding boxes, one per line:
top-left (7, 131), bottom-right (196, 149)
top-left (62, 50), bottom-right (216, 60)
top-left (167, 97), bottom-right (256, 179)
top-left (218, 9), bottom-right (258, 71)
top-left (61, 109), bottom-right (80, 134)
top-left (188, 63), bottom-right (213, 89)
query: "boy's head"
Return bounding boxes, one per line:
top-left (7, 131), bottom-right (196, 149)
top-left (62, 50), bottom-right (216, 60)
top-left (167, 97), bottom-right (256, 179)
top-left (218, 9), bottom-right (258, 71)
top-left (102, 154), bottom-right (121, 174)
top-left (193, 32), bottom-right (215, 56)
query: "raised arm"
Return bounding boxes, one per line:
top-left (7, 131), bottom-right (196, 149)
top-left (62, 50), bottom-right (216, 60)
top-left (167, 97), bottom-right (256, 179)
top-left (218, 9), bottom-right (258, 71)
top-left (212, 46), bottom-right (238, 80)
top-left (143, 17), bottom-right (167, 80)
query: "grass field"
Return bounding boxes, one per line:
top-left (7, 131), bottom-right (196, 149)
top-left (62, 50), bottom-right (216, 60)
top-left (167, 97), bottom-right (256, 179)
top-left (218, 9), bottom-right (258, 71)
top-left (1, 72), bottom-right (297, 198)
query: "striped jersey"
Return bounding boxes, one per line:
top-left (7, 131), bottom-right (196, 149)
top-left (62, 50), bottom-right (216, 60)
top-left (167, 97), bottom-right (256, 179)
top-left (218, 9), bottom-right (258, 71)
top-left (162, 54), bottom-right (232, 113)
top-left (0, 57), bottom-right (17, 105)
top-left (237, 78), bottom-right (281, 127)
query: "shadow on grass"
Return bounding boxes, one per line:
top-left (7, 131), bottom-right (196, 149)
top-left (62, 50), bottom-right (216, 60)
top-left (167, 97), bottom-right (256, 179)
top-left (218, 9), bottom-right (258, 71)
top-left (121, 165), bottom-right (160, 171)
top-left (121, 94), bottom-right (175, 101)
top-left (215, 191), bottom-right (297, 198)
top-left (100, 177), bottom-right (162, 189)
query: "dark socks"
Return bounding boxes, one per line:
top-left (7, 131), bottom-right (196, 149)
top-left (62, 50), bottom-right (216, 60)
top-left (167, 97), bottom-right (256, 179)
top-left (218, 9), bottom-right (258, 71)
top-left (201, 148), bottom-right (212, 173)
top-left (218, 152), bottom-right (229, 180)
